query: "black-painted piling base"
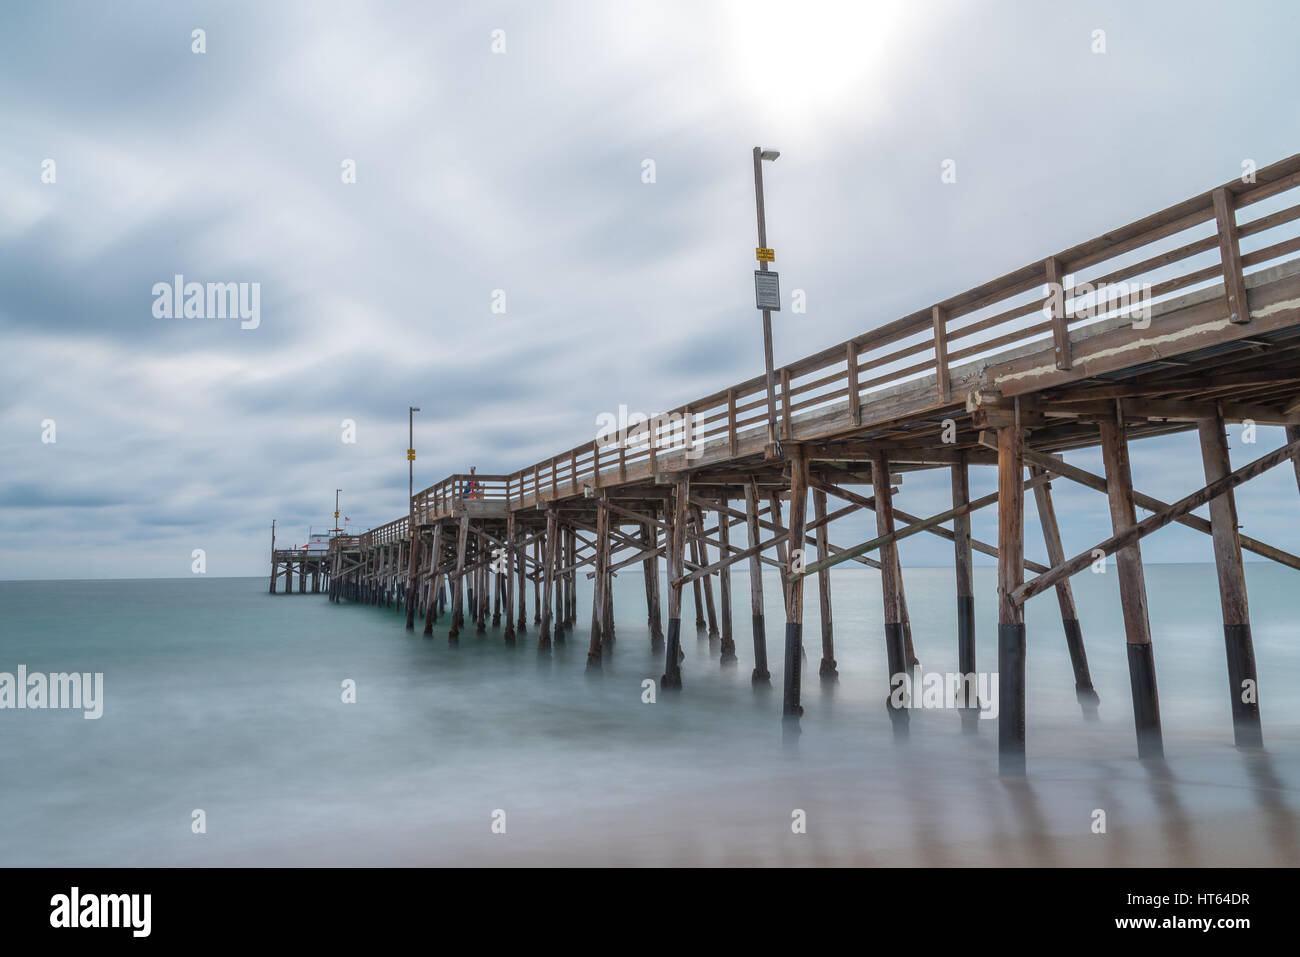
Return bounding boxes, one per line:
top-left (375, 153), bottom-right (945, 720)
top-left (959, 706), bottom-right (980, 735)
top-left (661, 618), bottom-right (682, 689)
top-left (751, 614), bottom-right (770, 685)
top-left (1224, 623), bottom-right (1263, 749)
top-left (956, 595), bottom-right (975, 676)
top-left (1126, 641), bottom-right (1163, 760)
top-left (886, 705), bottom-right (910, 739)
top-left (1076, 686), bottom-right (1101, 722)
top-left (884, 622), bottom-right (907, 688)
top-left (999, 622), bottom-right (1026, 776)
top-left (782, 622), bottom-right (803, 717)
top-left (1063, 617), bottom-right (1101, 720)
top-left (884, 621), bottom-right (910, 739)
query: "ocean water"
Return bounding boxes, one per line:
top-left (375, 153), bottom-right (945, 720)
top-left (1, 565), bottom-right (1298, 867)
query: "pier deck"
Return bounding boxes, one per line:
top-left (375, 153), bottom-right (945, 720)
top-left (268, 548), bottom-right (330, 594)
top-left (312, 153), bottom-right (1300, 771)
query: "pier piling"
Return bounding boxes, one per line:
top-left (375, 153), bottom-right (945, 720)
top-left (874, 451), bottom-right (910, 739)
top-left (812, 488), bottom-right (837, 681)
top-left (745, 479), bottom-right (771, 685)
top-left (1198, 410), bottom-right (1263, 748)
top-left (951, 453), bottom-right (977, 729)
top-left (1100, 415), bottom-right (1163, 761)
top-left (717, 494), bottom-right (737, 664)
top-left (1029, 466), bottom-right (1098, 712)
top-left (996, 423), bottom-right (1026, 776)
top-left (662, 479), bottom-right (688, 690)
top-left (781, 445), bottom-right (809, 719)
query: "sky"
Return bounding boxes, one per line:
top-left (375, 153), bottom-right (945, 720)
top-left (3, 0), bottom-right (1300, 579)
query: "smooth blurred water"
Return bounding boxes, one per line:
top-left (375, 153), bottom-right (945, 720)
top-left (1, 564), bottom-right (1298, 866)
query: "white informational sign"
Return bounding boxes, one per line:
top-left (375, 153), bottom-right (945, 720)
top-left (754, 270), bottom-right (781, 311)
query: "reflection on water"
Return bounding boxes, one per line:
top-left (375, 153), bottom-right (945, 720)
top-left (0, 564), bottom-right (1297, 866)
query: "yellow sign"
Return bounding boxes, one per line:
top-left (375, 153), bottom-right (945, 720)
top-left (756, 247), bottom-right (775, 262)
top-left (407, 449), bottom-right (416, 461)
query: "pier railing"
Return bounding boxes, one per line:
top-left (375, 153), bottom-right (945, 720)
top-left (272, 548), bottom-right (316, 560)
top-left (493, 154), bottom-right (1300, 510)
top-left (384, 154), bottom-right (1300, 526)
top-left (413, 473), bottom-right (511, 521)
top-left (361, 516), bottom-right (409, 548)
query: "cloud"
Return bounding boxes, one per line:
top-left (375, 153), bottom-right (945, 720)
top-left (2, 0), bottom-right (1298, 578)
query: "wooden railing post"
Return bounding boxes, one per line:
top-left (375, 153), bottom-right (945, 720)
top-left (1213, 188), bottom-right (1250, 324)
top-left (780, 368), bottom-right (792, 439)
top-left (1044, 256), bottom-right (1072, 370)
top-left (845, 341), bottom-right (860, 424)
top-left (932, 305), bottom-right (951, 401)
top-left (727, 388), bottom-right (738, 457)
top-left (648, 415), bottom-right (658, 476)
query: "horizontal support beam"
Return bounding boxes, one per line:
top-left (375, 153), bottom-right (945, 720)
top-left (1042, 396), bottom-right (1300, 426)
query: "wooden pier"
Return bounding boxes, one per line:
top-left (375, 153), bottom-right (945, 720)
top-left (269, 548), bottom-right (330, 595)
top-left (306, 154), bottom-right (1300, 772)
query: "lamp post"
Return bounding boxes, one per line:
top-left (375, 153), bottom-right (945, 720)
top-left (408, 406), bottom-right (421, 502)
top-left (334, 489), bottom-right (342, 535)
top-left (752, 146), bottom-right (781, 456)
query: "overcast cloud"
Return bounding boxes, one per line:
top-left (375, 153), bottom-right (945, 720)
top-left (3, 0), bottom-right (1299, 578)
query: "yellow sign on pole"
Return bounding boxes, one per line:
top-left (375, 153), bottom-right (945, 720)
top-left (407, 449), bottom-right (416, 461)
top-left (756, 247), bottom-right (775, 262)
